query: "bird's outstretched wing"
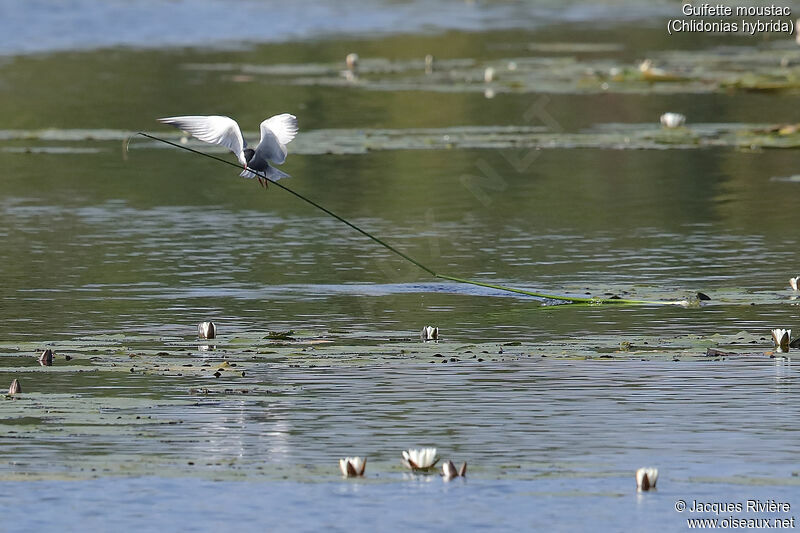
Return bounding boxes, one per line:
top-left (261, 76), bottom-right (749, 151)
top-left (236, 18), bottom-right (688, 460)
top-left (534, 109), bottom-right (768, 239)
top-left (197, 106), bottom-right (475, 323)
top-left (261, 113), bottom-right (298, 146)
top-left (158, 115), bottom-right (247, 166)
top-left (256, 113), bottom-right (298, 165)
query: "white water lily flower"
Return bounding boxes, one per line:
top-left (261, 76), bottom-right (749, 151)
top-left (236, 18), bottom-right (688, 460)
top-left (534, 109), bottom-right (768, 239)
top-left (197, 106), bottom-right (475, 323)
top-left (636, 467), bottom-right (658, 491)
top-left (346, 53), bottom-right (359, 72)
top-left (660, 112), bottom-right (686, 129)
top-left (198, 321), bottom-right (216, 340)
top-left (639, 59), bottom-right (671, 79)
top-left (421, 326), bottom-right (439, 341)
top-left (441, 460), bottom-right (467, 480)
top-left (484, 66), bottom-right (495, 83)
top-left (772, 328), bottom-right (791, 350)
top-left (424, 54), bottom-right (434, 74)
top-left (790, 277), bottom-right (799, 291)
top-left (402, 448), bottom-right (439, 470)
top-left (339, 456), bottom-right (366, 477)
top-left (639, 59), bottom-right (678, 81)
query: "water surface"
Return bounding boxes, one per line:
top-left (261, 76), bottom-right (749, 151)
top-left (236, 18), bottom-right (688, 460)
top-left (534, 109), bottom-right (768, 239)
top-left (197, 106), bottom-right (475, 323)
top-left (1, 3), bottom-right (800, 530)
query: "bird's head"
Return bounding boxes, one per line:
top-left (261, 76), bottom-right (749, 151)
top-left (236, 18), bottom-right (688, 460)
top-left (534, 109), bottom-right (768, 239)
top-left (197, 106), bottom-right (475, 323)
top-left (243, 148), bottom-right (255, 164)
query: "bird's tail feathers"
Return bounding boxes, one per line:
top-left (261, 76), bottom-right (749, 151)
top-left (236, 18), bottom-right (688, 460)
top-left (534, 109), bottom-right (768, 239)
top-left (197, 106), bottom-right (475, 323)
top-left (240, 166), bottom-right (291, 181)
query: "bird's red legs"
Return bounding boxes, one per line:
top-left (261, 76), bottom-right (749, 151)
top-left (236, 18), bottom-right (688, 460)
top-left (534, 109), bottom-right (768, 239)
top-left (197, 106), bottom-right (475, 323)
top-left (245, 164), bottom-right (267, 189)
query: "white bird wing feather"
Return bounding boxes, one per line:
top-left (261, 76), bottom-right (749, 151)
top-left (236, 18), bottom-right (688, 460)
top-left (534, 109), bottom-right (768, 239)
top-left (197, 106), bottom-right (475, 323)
top-left (158, 115), bottom-right (246, 165)
top-left (261, 113), bottom-right (298, 146)
top-left (256, 113), bottom-right (298, 165)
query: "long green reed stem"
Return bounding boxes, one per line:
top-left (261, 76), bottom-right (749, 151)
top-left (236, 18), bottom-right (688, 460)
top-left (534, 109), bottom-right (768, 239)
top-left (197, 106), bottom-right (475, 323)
top-left (136, 132), bottom-right (684, 306)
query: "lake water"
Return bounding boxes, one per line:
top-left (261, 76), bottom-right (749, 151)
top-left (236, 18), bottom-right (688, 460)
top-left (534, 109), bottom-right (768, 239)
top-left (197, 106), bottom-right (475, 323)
top-left (1, 1), bottom-right (799, 531)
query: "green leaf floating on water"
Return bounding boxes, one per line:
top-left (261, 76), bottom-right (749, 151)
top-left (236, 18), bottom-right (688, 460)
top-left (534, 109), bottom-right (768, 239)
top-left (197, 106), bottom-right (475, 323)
top-left (265, 330), bottom-right (296, 340)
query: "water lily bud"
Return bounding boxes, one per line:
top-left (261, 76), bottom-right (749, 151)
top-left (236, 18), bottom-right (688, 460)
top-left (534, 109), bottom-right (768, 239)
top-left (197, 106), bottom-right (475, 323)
top-left (346, 53), bottom-right (359, 72)
top-left (421, 326), bottom-right (439, 341)
top-left (771, 328), bottom-right (791, 350)
top-left (39, 349), bottom-right (53, 366)
top-left (636, 467), bottom-right (658, 491)
top-left (425, 54), bottom-right (434, 74)
top-left (442, 460), bottom-right (458, 479)
top-left (640, 60), bottom-right (672, 80)
top-left (339, 456), bottom-right (366, 477)
top-left (790, 276), bottom-right (799, 291)
top-left (198, 321), bottom-right (216, 339)
top-left (484, 67), bottom-right (495, 83)
top-left (8, 379), bottom-right (21, 395)
top-left (660, 113), bottom-right (686, 129)
top-left (441, 460), bottom-right (467, 480)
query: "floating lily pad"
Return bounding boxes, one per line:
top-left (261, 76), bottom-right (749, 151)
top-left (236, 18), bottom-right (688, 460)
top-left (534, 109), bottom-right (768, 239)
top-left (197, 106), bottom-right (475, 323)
top-left (266, 330), bottom-right (296, 340)
top-left (179, 42), bottom-right (800, 96)
top-left (5, 119), bottom-right (800, 156)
